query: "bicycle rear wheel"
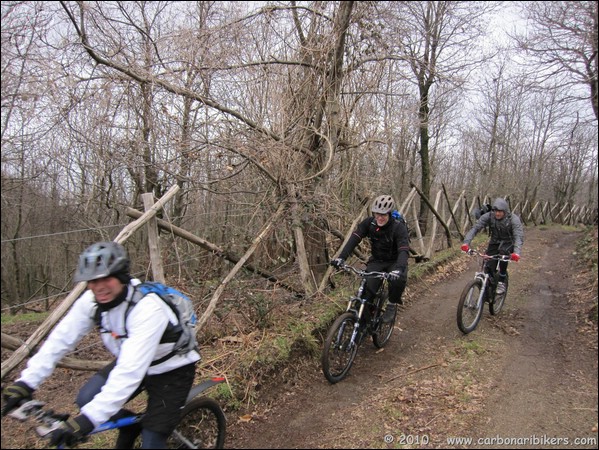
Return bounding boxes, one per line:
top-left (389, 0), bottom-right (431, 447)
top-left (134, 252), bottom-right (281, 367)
top-left (322, 312), bottom-right (359, 384)
top-left (167, 397), bottom-right (226, 449)
top-left (373, 292), bottom-right (395, 348)
top-left (457, 279), bottom-right (485, 334)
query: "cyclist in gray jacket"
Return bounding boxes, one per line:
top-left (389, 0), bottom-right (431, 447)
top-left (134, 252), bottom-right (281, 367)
top-left (2, 242), bottom-right (201, 449)
top-left (461, 198), bottom-right (524, 294)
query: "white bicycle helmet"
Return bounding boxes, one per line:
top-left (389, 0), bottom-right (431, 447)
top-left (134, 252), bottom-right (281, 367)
top-left (74, 241), bottom-right (130, 282)
top-left (371, 195), bottom-right (395, 214)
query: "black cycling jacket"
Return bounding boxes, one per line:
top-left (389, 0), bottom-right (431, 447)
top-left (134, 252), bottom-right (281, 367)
top-left (339, 216), bottom-right (410, 270)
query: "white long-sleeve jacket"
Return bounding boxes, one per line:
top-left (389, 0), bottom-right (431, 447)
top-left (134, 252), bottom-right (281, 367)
top-left (17, 279), bottom-right (200, 428)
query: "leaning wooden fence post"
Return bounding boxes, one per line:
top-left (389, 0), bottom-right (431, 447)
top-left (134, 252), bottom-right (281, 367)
top-left (411, 201), bottom-right (426, 255)
top-left (1, 185), bottom-right (180, 381)
top-left (318, 199), bottom-right (371, 294)
top-left (410, 183), bottom-right (453, 253)
top-left (426, 190), bottom-right (444, 258)
top-left (196, 202), bottom-right (287, 330)
top-left (142, 192), bottom-right (165, 283)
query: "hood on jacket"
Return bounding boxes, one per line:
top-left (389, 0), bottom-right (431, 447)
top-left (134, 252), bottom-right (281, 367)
top-left (492, 198), bottom-right (510, 213)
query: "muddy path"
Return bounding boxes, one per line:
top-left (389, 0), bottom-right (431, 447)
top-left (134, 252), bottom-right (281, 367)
top-left (1, 226), bottom-right (596, 449)
top-left (226, 226), bottom-right (598, 449)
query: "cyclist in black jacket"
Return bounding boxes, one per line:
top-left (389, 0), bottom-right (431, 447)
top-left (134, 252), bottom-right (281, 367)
top-left (331, 195), bottom-right (410, 321)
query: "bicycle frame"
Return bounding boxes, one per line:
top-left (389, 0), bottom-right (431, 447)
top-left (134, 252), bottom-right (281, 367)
top-left (457, 249), bottom-right (512, 334)
top-left (322, 263), bottom-right (396, 383)
top-left (341, 265), bottom-right (389, 344)
top-left (472, 250), bottom-right (510, 295)
top-left (8, 377), bottom-right (226, 448)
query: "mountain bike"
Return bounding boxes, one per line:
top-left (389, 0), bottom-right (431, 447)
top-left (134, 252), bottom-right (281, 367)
top-left (322, 263), bottom-right (397, 384)
top-left (457, 250), bottom-right (512, 334)
top-left (7, 377), bottom-right (227, 449)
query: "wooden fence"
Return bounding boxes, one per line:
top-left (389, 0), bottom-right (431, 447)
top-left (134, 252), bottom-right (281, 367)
top-left (400, 183), bottom-right (596, 260)
top-left (2, 184), bottom-right (596, 380)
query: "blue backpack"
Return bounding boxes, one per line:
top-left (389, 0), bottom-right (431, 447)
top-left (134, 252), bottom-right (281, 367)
top-left (94, 281), bottom-right (199, 365)
top-left (392, 210), bottom-right (411, 243)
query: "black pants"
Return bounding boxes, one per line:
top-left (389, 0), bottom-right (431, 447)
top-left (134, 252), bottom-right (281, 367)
top-left (362, 260), bottom-right (407, 304)
top-left (485, 242), bottom-right (513, 278)
top-left (76, 360), bottom-right (196, 448)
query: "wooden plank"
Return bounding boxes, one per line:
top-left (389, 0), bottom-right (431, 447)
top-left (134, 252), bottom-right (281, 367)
top-left (142, 193), bottom-right (165, 283)
top-left (126, 207), bottom-right (302, 295)
top-left (197, 202), bottom-right (287, 330)
top-left (1, 185), bottom-right (180, 381)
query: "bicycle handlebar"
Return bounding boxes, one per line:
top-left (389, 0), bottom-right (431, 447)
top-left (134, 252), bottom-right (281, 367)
top-left (8, 400), bottom-right (67, 437)
top-left (337, 263), bottom-right (390, 279)
top-left (464, 249), bottom-right (513, 262)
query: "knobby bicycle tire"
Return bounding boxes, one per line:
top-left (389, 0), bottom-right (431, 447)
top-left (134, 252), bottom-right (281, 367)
top-left (489, 276), bottom-right (508, 315)
top-left (167, 396), bottom-right (226, 449)
top-left (457, 279), bottom-right (485, 334)
top-left (373, 292), bottom-right (395, 348)
top-left (322, 312), bottom-right (359, 384)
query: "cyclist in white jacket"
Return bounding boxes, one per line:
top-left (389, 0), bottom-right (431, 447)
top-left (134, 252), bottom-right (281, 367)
top-left (2, 242), bottom-right (201, 448)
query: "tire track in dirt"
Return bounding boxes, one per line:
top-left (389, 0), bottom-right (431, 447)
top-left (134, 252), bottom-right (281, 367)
top-left (226, 227), bottom-right (598, 449)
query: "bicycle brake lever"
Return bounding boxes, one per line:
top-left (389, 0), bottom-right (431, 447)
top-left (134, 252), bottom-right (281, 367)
top-left (36, 419), bottom-right (65, 437)
top-left (8, 400), bottom-right (46, 421)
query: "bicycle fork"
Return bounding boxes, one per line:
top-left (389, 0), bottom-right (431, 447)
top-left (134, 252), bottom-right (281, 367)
top-left (341, 280), bottom-right (370, 349)
top-left (335, 298), bottom-right (366, 351)
top-left (473, 273), bottom-right (489, 307)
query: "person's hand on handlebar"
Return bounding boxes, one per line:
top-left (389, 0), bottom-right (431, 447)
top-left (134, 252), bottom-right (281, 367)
top-left (2, 381), bottom-right (34, 416)
top-left (388, 268), bottom-right (406, 281)
top-left (510, 253), bottom-right (520, 262)
top-left (330, 258), bottom-right (345, 269)
top-left (48, 415), bottom-right (94, 448)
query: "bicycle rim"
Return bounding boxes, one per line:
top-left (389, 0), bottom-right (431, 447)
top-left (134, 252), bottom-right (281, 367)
top-left (373, 293), bottom-right (395, 348)
top-left (167, 397), bottom-right (226, 449)
top-left (457, 280), bottom-right (484, 334)
top-left (322, 312), bottom-right (359, 384)
top-left (490, 280), bottom-right (508, 315)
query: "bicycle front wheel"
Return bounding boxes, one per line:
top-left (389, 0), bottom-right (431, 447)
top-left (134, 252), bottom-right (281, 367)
top-left (457, 279), bottom-right (485, 334)
top-left (322, 312), bottom-right (359, 384)
top-left (373, 293), bottom-right (395, 348)
top-left (490, 277), bottom-right (508, 315)
top-left (167, 397), bottom-right (226, 449)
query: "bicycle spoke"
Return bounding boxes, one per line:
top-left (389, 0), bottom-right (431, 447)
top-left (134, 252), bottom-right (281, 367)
top-left (322, 313), bottom-right (359, 383)
top-left (457, 280), bottom-right (484, 334)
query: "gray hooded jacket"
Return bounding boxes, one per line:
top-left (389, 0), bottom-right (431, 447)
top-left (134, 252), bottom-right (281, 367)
top-left (464, 198), bottom-right (524, 255)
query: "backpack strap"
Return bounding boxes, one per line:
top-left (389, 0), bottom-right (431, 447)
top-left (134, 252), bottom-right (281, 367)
top-left (94, 286), bottom-right (184, 366)
top-left (93, 295), bottom-right (137, 339)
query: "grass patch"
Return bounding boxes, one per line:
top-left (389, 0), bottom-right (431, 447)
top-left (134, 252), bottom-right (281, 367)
top-left (459, 338), bottom-right (486, 355)
top-left (1, 311), bottom-right (49, 325)
top-left (575, 226), bottom-right (598, 271)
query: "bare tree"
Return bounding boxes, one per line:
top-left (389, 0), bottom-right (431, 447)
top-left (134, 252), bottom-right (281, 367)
top-left (57, 1), bottom-right (359, 293)
top-left (514, 1), bottom-right (598, 121)
top-left (383, 1), bottom-right (498, 233)
top-left (2, 1), bottom-right (596, 313)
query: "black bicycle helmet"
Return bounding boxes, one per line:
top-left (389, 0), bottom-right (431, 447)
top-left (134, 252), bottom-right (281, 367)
top-left (371, 195), bottom-right (395, 215)
top-left (74, 241), bottom-right (130, 283)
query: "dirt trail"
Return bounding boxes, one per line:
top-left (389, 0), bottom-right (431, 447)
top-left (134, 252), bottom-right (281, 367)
top-left (1, 227), bottom-right (596, 449)
top-left (227, 227), bottom-right (598, 449)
